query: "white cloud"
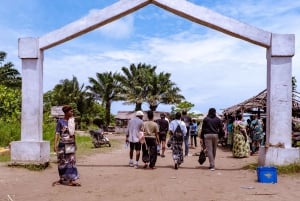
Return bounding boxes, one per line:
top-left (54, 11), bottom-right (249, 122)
top-left (1, 0), bottom-right (299, 114)
top-left (93, 12), bottom-right (135, 39)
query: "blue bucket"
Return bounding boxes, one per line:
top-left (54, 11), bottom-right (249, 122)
top-left (256, 166), bottom-right (277, 183)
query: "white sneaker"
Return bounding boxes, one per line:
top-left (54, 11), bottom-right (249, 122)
top-left (129, 160), bottom-right (134, 167)
top-left (134, 161), bottom-right (139, 169)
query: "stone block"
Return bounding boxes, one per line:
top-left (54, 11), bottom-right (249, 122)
top-left (10, 141), bottom-right (50, 164)
top-left (259, 146), bottom-right (300, 166)
top-left (18, 37), bottom-right (39, 58)
top-left (271, 34), bottom-right (295, 56)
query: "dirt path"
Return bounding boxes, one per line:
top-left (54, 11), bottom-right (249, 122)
top-left (1, 135), bottom-right (300, 201)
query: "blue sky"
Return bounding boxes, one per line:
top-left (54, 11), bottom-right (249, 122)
top-left (1, 0), bottom-right (300, 114)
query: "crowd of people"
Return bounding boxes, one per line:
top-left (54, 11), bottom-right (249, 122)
top-left (125, 108), bottom-right (223, 170)
top-left (125, 109), bottom-right (266, 171)
top-left (224, 113), bottom-right (266, 157)
top-left (51, 105), bottom-right (266, 187)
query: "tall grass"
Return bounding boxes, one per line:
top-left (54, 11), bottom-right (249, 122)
top-left (243, 162), bottom-right (300, 175)
top-left (0, 120), bottom-right (20, 147)
top-left (0, 118), bottom-right (122, 163)
top-left (0, 118), bottom-right (56, 147)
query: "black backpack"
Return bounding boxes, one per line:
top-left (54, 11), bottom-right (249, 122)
top-left (174, 124), bottom-right (183, 139)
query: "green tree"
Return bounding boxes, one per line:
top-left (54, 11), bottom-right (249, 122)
top-left (0, 85), bottom-right (21, 122)
top-left (173, 101), bottom-right (194, 113)
top-left (43, 76), bottom-right (95, 128)
top-left (87, 72), bottom-right (122, 126)
top-left (146, 71), bottom-right (184, 111)
top-left (0, 51), bottom-right (21, 88)
top-left (292, 76), bottom-right (297, 92)
top-left (117, 63), bottom-right (156, 111)
top-left (117, 63), bottom-right (184, 111)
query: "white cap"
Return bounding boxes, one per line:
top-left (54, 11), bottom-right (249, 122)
top-left (136, 111), bottom-right (144, 116)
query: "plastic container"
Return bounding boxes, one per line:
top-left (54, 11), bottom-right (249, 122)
top-left (256, 166), bottom-right (277, 183)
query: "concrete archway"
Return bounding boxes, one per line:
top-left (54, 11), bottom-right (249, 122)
top-left (12, 0), bottom-right (298, 165)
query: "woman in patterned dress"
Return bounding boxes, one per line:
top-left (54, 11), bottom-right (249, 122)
top-left (52, 105), bottom-right (81, 186)
top-left (232, 114), bottom-right (250, 158)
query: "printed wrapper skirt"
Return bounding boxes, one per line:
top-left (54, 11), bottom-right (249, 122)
top-left (57, 143), bottom-right (80, 182)
top-left (232, 134), bottom-right (250, 158)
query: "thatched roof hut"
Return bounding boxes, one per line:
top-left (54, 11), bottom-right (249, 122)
top-left (222, 89), bottom-right (300, 118)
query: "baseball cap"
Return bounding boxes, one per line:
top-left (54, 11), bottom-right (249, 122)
top-left (136, 110), bottom-right (144, 116)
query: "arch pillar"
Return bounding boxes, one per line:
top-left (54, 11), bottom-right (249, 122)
top-left (259, 34), bottom-right (299, 165)
top-left (10, 37), bottom-right (50, 164)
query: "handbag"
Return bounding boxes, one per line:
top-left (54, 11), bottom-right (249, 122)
top-left (65, 143), bottom-right (76, 154)
top-left (198, 150), bottom-right (206, 165)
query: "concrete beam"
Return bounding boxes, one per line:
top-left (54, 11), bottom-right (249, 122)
top-left (39, 0), bottom-right (150, 50)
top-left (153, 0), bottom-right (271, 47)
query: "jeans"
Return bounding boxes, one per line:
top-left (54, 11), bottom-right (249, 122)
top-left (184, 133), bottom-right (189, 156)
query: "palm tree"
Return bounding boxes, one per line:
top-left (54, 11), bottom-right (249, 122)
top-left (87, 72), bottom-right (122, 126)
top-left (116, 63), bottom-right (157, 111)
top-left (146, 71), bottom-right (185, 111)
top-left (117, 63), bottom-right (184, 111)
top-left (49, 76), bottom-right (86, 106)
top-left (43, 76), bottom-right (93, 128)
top-left (0, 51), bottom-right (21, 88)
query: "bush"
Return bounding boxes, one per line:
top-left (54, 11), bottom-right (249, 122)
top-left (0, 120), bottom-right (20, 147)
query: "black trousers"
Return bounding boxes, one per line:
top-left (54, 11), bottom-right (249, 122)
top-left (142, 137), bottom-right (157, 168)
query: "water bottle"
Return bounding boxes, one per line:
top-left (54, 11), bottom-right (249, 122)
top-left (125, 141), bottom-right (129, 149)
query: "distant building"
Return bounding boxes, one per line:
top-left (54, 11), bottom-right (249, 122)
top-left (115, 111), bottom-right (169, 133)
top-left (50, 106), bottom-right (64, 119)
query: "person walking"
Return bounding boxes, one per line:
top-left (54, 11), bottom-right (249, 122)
top-left (142, 110), bottom-right (160, 169)
top-left (126, 110), bottom-right (144, 168)
top-left (169, 112), bottom-right (187, 169)
top-left (190, 119), bottom-right (198, 148)
top-left (232, 114), bottom-right (250, 158)
top-left (155, 113), bottom-right (169, 157)
top-left (250, 114), bottom-right (265, 155)
top-left (53, 105), bottom-right (81, 186)
top-left (200, 108), bottom-right (224, 171)
top-left (181, 110), bottom-right (192, 156)
top-left (226, 116), bottom-right (234, 150)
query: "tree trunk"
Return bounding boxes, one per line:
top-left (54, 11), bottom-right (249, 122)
top-left (105, 102), bottom-right (111, 127)
top-left (135, 103), bottom-right (142, 111)
top-left (149, 104), bottom-right (158, 111)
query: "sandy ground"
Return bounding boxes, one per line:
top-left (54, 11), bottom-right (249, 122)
top-left (1, 134), bottom-right (300, 201)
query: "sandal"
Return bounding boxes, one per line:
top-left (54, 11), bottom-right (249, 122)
top-left (52, 180), bottom-right (63, 187)
top-left (69, 181), bottom-right (81, 187)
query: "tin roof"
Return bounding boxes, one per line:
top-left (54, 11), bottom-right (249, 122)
top-left (115, 111), bottom-right (169, 121)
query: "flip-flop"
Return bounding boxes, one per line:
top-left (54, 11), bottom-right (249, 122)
top-left (69, 182), bottom-right (81, 187)
top-left (52, 180), bottom-right (62, 187)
